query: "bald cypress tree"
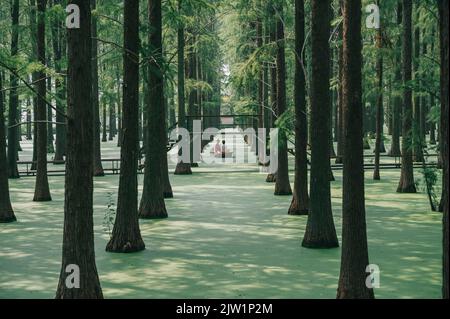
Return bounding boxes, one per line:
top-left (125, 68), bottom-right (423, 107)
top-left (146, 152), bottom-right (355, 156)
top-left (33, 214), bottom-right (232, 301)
top-left (273, 0), bottom-right (292, 196)
top-left (33, 0), bottom-right (52, 202)
top-left (7, 0), bottom-right (20, 179)
top-left (337, 0), bottom-right (374, 299)
top-left (373, 0), bottom-right (383, 181)
top-left (91, 0), bottom-right (104, 176)
top-left (302, 0), bottom-right (338, 248)
top-left (174, 0), bottom-right (192, 175)
top-left (139, 0), bottom-right (168, 219)
top-left (0, 72), bottom-right (16, 223)
top-left (55, 0), bottom-right (103, 298)
top-left (396, 0), bottom-right (416, 193)
top-left (106, 0), bottom-right (145, 253)
top-left (289, 0), bottom-right (309, 215)
top-left (438, 0), bottom-right (449, 300)
top-left (388, 2), bottom-right (402, 158)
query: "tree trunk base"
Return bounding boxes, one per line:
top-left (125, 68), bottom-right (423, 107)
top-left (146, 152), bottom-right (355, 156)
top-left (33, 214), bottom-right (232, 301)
top-left (53, 159), bottom-right (65, 165)
top-left (139, 199), bottom-right (168, 219)
top-left (274, 188), bottom-right (292, 196)
top-left (55, 281), bottom-right (103, 299)
top-left (396, 183), bottom-right (417, 193)
top-left (302, 237), bottom-right (339, 249)
top-left (373, 170), bottom-right (380, 180)
top-left (336, 286), bottom-right (374, 299)
top-left (164, 191), bottom-right (173, 199)
top-left (380, 141), bottom-right (386, 153)
top-left (106, 236), bottom-right (145, 253)
top-left (93, 167), bottom-right (105, 177)
top-left (174, 163), bottom-right (192, 175)
top-left (288, 196), bottom-right (308, 215)
top-left (33, 194), bottom-right (52, 202)
top-left (329, 169), bottom-right (335, 181)
top-left (0, 214), bottom-right (16, 223)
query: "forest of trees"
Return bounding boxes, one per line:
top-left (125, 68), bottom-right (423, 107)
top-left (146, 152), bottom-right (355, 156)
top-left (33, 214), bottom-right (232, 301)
top-left (0, 0), bottom-right (448, 300)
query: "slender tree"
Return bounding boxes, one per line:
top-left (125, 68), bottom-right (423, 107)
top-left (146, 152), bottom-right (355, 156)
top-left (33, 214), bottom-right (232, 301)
top-left (106, 0), bottom-right (145, 253)
top-left (337, 0), bottom-right (374, 299)
top-left (412, 25), bottom-right (423, 163)
top-left (102, 103), bottom-right (107, 142)
top-left (33, 0), bottom-right (52, 201)
top-left (7, 0), bottom-right (20, 179)
top-left (29, 0), bottom-right (38, 171)
top-left (56, 0), bottom-right (103, 298)
top-left (289, 0), bottom-right (308, 215)
top-left (335, 0), bottom-right (344, 164)
top-left (91, 0), bottom-right (104, 176)
top-left (374, 2), bottom-right (383, 180)
top-left (302, 0), bottom-right (339, 248)
top-left (388, 2), bottom-right (402, 157)
top-left (51, 0), bottom-right (66, 163)
top-left (396, 0), bottom-right (416, 193)
top-left (139, 0), bottom-right (167, 219)
top-left (266, 0), bottom-right (277, 183)
top-left (274, 0), bottom-right (292, 196)
top-left (174, 0), bottom-right (192, 175)
top-left (0, 72), bottom-right (16, 223)
top-left (438, 0), bottom-right (449, 299)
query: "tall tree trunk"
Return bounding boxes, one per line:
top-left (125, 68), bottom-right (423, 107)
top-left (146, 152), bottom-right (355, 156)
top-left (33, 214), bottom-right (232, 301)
top-left (106, 0), bottom-right (145, 253)
top-left (412, 26), bottom-right (423, 162)
top-left (102, 103), bottom-right (107, 142)
top-left (438, 0), bottom-right (449, 299)
top-left (47, 77), bottom-right (54, 153)
top-left (429, 28), bottom-right (437, 146)
top-left (389, 2), bottom-right (402, 157)
top-left (56, 0), bottom-right (103, 298)
top-left (7, 0), bottom-right (20, 179)
top-left (29, 0), bottom-right (38, 171)
top-left (329, 2), bottom-right (336, 161)
top-left (0, 70), bottom-right (16, 222)
top-left (161, 93), bottom-right (173, 198)
top-left (116, 70), bottom-right (122, 147)
top-left (337, 0), bottom-right (374, 299)
top-left (374, 7), bottom-right (383, 181)
top-left (420, 29), bottom-right (427, 144)
top-left (33, 0), bottom-right (52, 201)
top-left (26, 103), bottom-right (32, 140)
top-left (91, 0), bottom-right (104, 176)
top-left (139, 0), bottom-right (167, 219)
top-left (302, 0), bottom-right (339, 249)
top-left (174, 0), bottom-right (192, 175)
top-left (274, 1), bottom-right (292, 196)
top-left (397, 0), bottom-right (416, 193)
top-left (108, 103), bottom-right (114, 140)
top-left (289, 0), bottom-right (308, 215)
top-left (256, 0), bottom-right (264, 158)
top-left (335, 0), bottom-right (344, 164)
top-left (52, 0), bottom-right (66, 163)
top-left (266, 0), bottom-right (277, 183)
